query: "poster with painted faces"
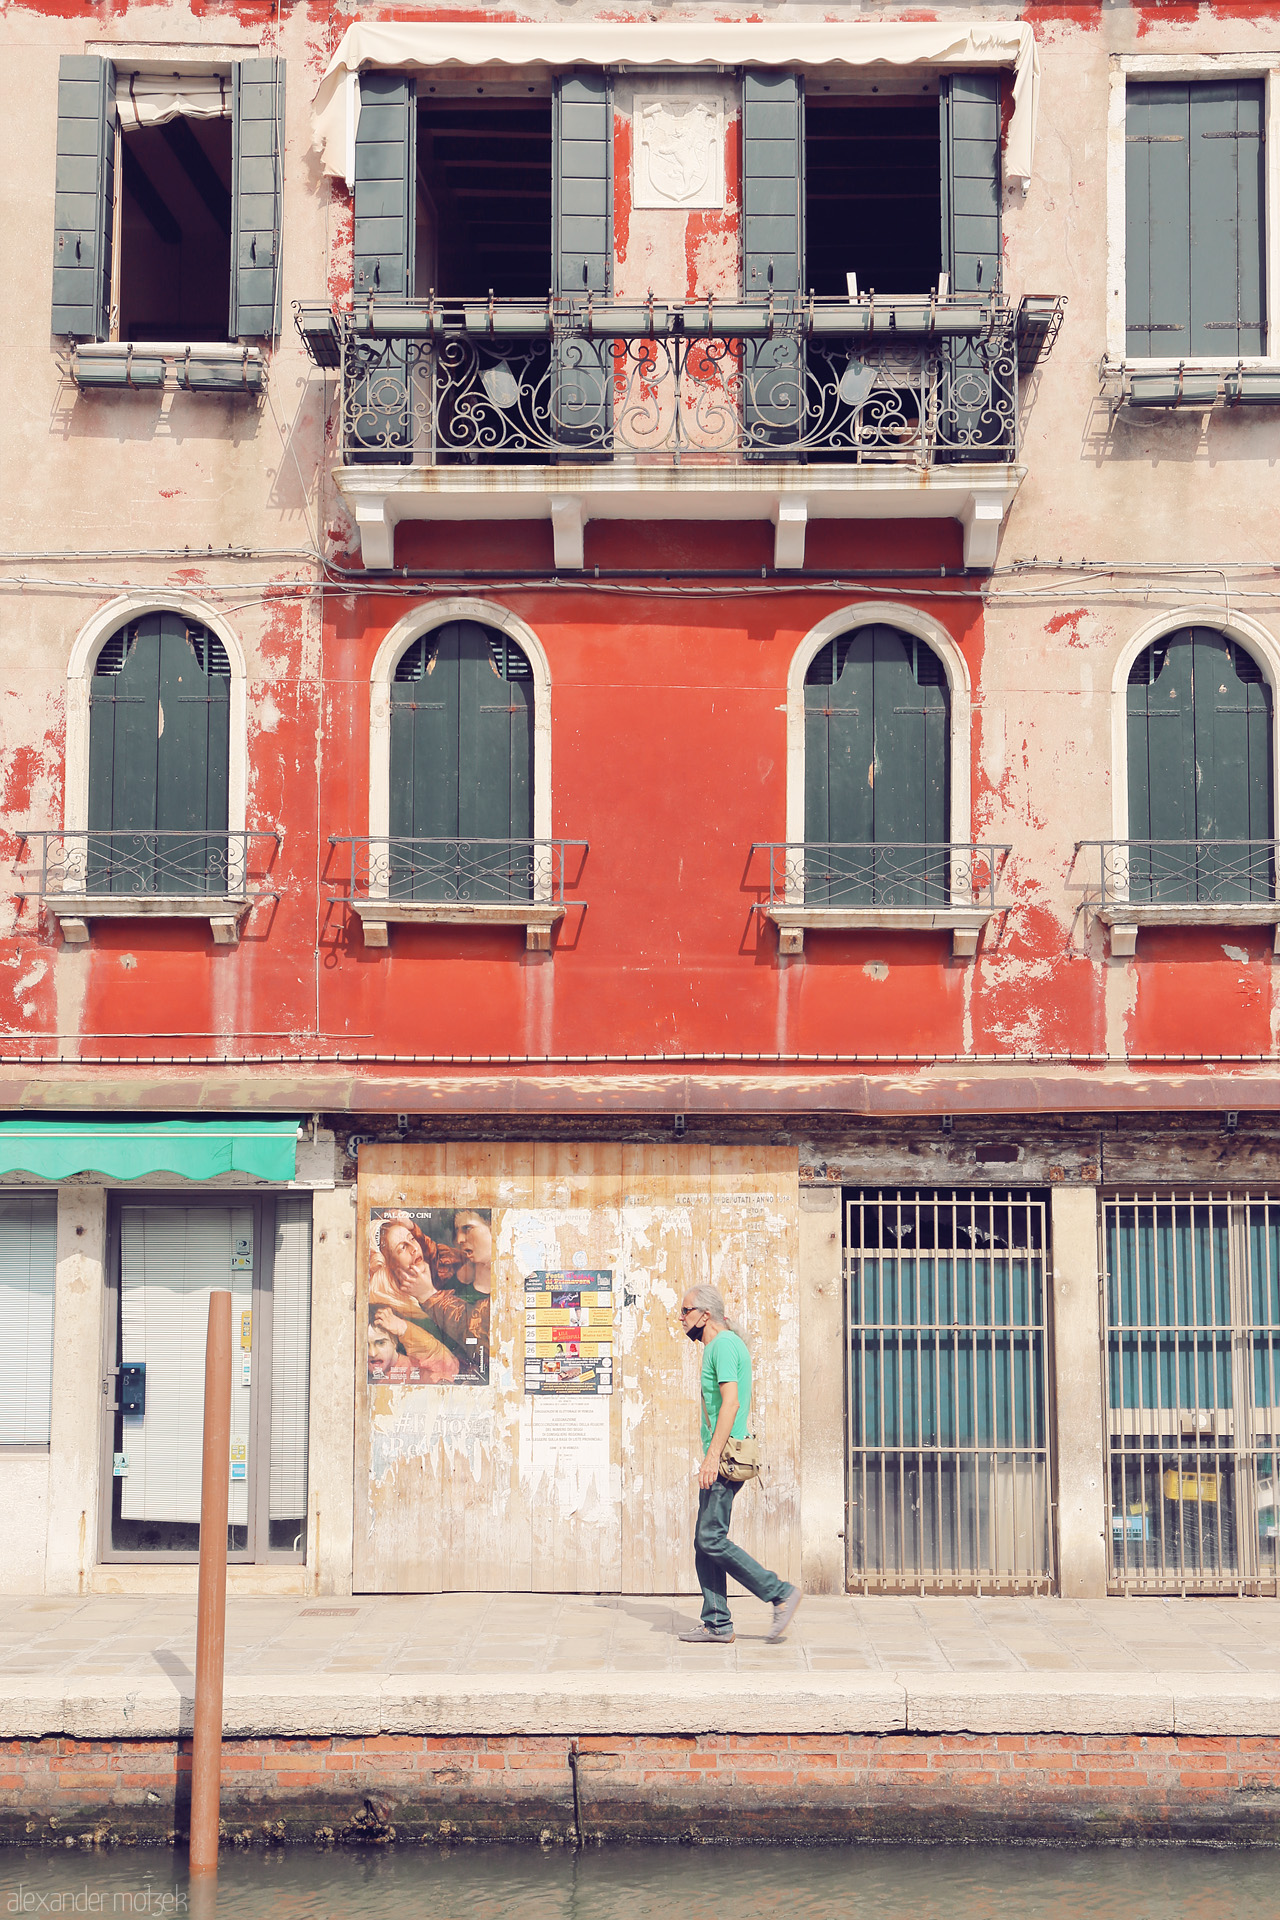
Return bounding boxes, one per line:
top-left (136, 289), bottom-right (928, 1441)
top-left (366, 1207), bottom-right (491, 1387)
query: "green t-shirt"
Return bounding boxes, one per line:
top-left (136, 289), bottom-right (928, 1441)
top-left (700, 1329), bottom-right (752, 1450)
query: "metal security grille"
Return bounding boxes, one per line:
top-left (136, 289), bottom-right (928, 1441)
top-left (845, 1189), bottom-right (1054, 1594)
top-left (1104, 1192), bottom-right (1280, 1596)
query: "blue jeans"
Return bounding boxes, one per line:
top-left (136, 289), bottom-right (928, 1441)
top-left (695, 1477), bottom-right (787, 1631)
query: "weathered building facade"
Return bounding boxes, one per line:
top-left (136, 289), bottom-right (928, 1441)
top-left (2, 0), bottom-right (1280, 1608)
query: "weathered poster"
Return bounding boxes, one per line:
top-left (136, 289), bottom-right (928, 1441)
top-left (524, 1269), bottom-right (614, 1393)
top-left (367, 1206), bottom-right (491, 1386)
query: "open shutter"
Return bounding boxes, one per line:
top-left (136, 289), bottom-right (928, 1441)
top-left (553, 73), bottom-right (612, 446)
top-left (354, 71), bottom-right (416, 298)
top-left (229, 58), bottom-right (284, 339)
top-left (1126, 82), bottom-right (1265, 359)
top-left (742, 70), bottom-right (803, 449)
top-left (940, 73), bottom-right (1002, 297)
top-left (52, 55), bottom-right (115, 339)
top-left (940, 73), bottom-right (1004, 460)
top-left (351, 72), bottom-right (416, 467)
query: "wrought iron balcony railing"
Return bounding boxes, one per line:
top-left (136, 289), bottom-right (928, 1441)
top-left (330, 835), bottom-right (587, 906)
top-left (302, 293), bottom-right (1021, 468)
top-left (328, 835), bottom-right (588, 951)
top-left (754, 841), bottom-right (1008, 911)
top-left (17, 830), bottom-right (281, 901)
top-left (1084, 839), bottom-right (1280, 908)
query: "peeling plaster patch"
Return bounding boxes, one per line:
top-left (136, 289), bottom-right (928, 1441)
top-left (119, 954), bottom-right (137, 971)
top-left (256, 694), bottom-right (282, 735)
top-left (1045, 608), bottom-right (1090, 650)
top-left (1224, 945), bottom-right (1250, 964)
top-left (863, 961), bottom-right (889, 982)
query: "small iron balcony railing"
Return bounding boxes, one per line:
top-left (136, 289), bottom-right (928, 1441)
top-left (300, 293), bottom-right (1021, 469)
top-left (329, 835), bottom-right (588, 907)
top-left (1084, 839), bottom-right (1280, 908)
top-left (16, 830), bottom-right (281, 900)
top-left (753, 842), bottom-right (1008, 910)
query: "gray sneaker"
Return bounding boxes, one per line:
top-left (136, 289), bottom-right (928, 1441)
top-left (767, 1584), bottom-right (802, 1643)
top-left (678, 1624), bottom-right (735, 1643)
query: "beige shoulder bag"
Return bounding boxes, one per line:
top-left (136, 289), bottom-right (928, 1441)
top-left (719, 1435), bottom-right (761, 1483)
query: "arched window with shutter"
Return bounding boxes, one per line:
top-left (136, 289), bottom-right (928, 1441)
top-left (87, 612), bottom-right (230, 894)
top-left (389, 619), bottom-right (534, 900)
top-left (803, 621), bottom-right (950, 904)
top-left (1127, 625), bottom-right (1274, 903)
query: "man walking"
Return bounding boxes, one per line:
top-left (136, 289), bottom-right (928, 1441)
top-left (678, 1285), bottom-right (802, 1645)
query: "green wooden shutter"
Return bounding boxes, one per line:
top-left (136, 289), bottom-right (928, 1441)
top-left (742, 70), bottom-right (803, 448)
top-left (805, 625), bottom-right (949, 905)
top-left (553, 73), bottom-right (612, 445)
top-left (940, 73), bottom-right (1002, 459)
top-left (87, 615), bottom-right (229, 895)
top-left (52, 55), bottom-right (115, 339)
top-left (389, 623), bottom-right (534, 901)
top-left (229, 57), bottom-right (285, 339)
top-left (1127, 81), bottom-right (1265, 359)
top-left (351, 71), bottom-right (416, 465)
top-left (1128, 627), bottom-right (1273, 903)
top-left (554, 73), bottom-right (611, 295)
top-left (354, 71), bottom-right (416, 297)
top-left (940, 73), bottom-right (1002, 296)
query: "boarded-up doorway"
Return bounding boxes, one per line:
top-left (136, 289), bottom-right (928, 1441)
top-left (354, 1144), bottom-right (799, 1593)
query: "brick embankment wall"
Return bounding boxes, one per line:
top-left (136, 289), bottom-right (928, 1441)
top-left (6, 1732), bottom-right (1280, 1846)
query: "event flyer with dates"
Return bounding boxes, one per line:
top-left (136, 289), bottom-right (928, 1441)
top-left (524, 1270), bottom-right (614, 1394)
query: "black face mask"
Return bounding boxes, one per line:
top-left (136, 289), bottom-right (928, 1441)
top-left (684, 1319), bottom-right (703, 1343)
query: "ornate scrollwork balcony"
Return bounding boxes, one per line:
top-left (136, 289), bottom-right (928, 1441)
top-left (328, 292), bottom-right (1018, 466)
top-left (298, 293), bottom-right (1034, 572)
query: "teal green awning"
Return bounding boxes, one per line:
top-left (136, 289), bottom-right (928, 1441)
top-left (0, 1118), bottom-right (301, 1183)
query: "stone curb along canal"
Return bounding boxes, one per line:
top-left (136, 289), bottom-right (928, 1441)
top-left (4, 1673), bottom-right (1280, 1846)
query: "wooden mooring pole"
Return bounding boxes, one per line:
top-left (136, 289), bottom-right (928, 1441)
top-left (189, 1289), bottom-right (232, 1878)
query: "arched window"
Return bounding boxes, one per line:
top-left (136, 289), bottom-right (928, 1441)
top-left (1127, 625), bottom-right (1274, 901)
top-left (87, 612), bottom-right (230, 894)
top-left (804, 622), bottom-right (950, 902)
top-left (389, 620), bottom-right (534, 900)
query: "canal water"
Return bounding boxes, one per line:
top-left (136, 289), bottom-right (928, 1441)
top-left (1, 1843), bottom-right (1278, 1918)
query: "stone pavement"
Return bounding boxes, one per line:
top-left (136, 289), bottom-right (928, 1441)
top-left (5, 1591), bottom-right (1280, 1681)
top-left (4, 1593), bottom-right (1280, 1739)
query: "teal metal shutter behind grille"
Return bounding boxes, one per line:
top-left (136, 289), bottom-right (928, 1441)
top-left (742, 70), bottom-right (803, 446)
top-left (229, 58), bottom-right (285, 339)
top-left (389, 622), bottom-right (534, 901)
top-left (804, 624), bottom-right (949, 905)
top-left (353, 71), bottom-right (416, 296)
top-left (940, 72), bottom-right (1002, 295)
top-left (52, 55), bottom-right (116, 339)
top-left (87, 613), bottom-right (230, 895)
top-left (1127, 625), bottom-right (1273, 903)
top-left (1126, 81), bottom-right (1265, 358)
top-left (553, 73), bottom-right (612, 444)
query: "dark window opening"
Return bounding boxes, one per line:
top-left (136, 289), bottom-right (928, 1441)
top-left (805, 96), bottom-right (942, 297)
top-left (415, 97), bottom-right (553, 298)
top-left (118, 118), bottom-right (233, 342)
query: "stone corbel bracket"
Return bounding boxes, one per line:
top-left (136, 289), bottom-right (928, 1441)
top-left (48, 896), bottom-right (253, 947)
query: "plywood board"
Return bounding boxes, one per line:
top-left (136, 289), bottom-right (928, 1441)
top-left (354, 1143), bottom-right (799, 1594)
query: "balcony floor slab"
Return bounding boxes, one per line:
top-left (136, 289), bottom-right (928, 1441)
top-left (333, 462), bottom-right (1025, 572)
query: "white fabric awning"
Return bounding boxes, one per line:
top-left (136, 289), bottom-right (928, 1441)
top-left (312, 20), bottom-right (1041, 192)
top-left (117, 72), bottom-right (231, 129)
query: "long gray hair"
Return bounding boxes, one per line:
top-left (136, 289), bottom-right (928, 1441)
top-left (685, 1284), bottom-right (746, 1341)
